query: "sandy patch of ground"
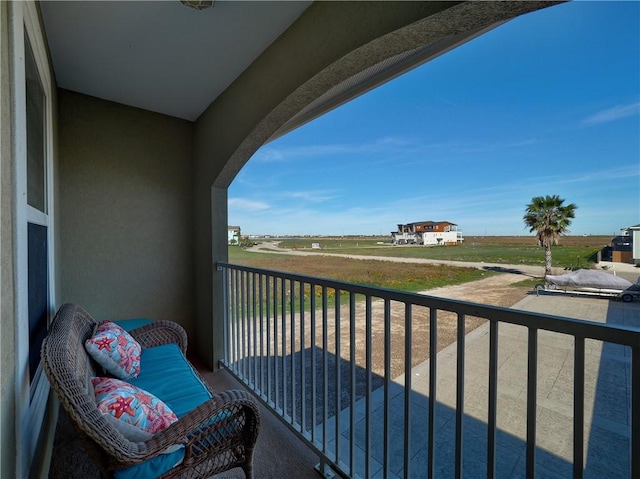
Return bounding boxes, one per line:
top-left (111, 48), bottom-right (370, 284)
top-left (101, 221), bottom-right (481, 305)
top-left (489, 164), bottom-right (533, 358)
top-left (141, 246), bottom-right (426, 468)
top-left (422, 271), bottom-right (531, 307)
top-left (363, 273), bottom-right (530, 378)
top-left (234, 256), bottom-right (533, 423)
top-left (289, 273), bottom-right (531, 386)
top-left (249, 243), bottom-right (532, 379)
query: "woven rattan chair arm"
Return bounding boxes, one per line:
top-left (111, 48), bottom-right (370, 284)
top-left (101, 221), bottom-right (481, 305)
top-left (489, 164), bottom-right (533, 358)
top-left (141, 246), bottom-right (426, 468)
top-left (113, 390), bottom-right (261, 468)
top-left (128, 320), bottom-right (188, 353)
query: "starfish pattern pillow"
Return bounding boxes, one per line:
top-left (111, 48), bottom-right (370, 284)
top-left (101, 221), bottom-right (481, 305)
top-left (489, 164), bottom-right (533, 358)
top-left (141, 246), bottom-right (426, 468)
top-left (85, 320), bottom-right (142, 379)
top-left (92, 377), bottom-right (178, 442)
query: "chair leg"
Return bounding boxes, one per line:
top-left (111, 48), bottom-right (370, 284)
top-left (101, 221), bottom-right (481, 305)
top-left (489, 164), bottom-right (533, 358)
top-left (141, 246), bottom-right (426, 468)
top-left (243, 449), bottom-right (255, 479)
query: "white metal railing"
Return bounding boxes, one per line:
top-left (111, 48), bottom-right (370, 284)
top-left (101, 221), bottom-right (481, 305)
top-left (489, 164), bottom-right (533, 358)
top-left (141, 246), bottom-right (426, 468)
top-left (217, 262), bottom-right (640, 479)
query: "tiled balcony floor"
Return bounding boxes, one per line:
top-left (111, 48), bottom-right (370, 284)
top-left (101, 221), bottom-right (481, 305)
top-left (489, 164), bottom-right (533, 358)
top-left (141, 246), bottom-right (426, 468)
top-left (199, 366), bottom-right (322, 479)
top-left (320, 294), bottom-right (639, 479)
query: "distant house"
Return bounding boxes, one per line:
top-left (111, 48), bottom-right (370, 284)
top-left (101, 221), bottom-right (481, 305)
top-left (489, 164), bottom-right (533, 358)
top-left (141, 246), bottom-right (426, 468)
top-left (627, 225), bottom-right (640, 265)
top-left (607, 225), bottom-right (639, 265)
top-left (391, 221), bottom-right (463, 246)
top-left (228, 225), bottom-right (241, 245)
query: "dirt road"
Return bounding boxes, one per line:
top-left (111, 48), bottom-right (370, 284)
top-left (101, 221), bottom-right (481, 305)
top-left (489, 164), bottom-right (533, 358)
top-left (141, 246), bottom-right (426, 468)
top-left (249, 240), bottom-right (547, 277)
top-left (420, 271), bottom-right (531, 306)
top-left (250, 241), bottom-right (540, 305)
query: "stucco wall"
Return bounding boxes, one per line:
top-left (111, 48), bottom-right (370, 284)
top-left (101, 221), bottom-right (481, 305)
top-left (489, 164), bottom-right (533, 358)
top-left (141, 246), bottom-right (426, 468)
top-left (58, 90), bottom-right (195, 336)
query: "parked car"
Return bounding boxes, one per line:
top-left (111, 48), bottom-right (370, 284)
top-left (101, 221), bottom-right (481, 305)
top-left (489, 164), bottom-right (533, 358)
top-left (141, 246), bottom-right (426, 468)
top-left (619, 283), bottom-right (640, 303)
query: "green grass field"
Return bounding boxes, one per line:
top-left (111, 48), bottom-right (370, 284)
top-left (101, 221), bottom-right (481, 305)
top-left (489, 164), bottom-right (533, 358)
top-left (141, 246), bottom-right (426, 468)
top-left (228, 246), bottom-right (497, 293)
top-left (227, 236), bottom-right (616, 297)
top-left (228, 235), bottom-right (619, 296)
top-left (274, 235), bottom-right (609, 270)
top-left (227, 246), bottom-right (510, 312)
top-left (227, 234), bottom-right (604, 295)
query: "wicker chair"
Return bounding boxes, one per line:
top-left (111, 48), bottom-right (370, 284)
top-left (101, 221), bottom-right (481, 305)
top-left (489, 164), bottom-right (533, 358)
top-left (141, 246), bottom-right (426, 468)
top-left (41, 303), bottom-right (260, 479)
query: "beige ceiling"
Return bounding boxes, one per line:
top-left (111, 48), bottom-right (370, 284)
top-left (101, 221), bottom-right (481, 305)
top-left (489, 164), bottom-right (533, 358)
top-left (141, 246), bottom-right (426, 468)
top-left (40, 0), bottom-right (312, 121)
top-left (39, 1), bottom-right (559, 130)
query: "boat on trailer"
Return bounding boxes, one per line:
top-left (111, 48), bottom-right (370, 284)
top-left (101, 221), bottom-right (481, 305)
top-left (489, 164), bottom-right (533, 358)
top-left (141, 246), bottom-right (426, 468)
top-left (535, 268), bottom-right (640, 302)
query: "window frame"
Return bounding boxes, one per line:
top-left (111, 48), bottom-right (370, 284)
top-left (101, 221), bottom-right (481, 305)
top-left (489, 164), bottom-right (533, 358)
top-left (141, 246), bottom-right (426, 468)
top-left (11, 1), bottom-right (56, 475)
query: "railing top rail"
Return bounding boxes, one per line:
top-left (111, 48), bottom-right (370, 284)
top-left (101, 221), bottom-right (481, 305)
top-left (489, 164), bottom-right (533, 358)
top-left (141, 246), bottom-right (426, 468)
top-left (217, 262), bottom-right (640, 347)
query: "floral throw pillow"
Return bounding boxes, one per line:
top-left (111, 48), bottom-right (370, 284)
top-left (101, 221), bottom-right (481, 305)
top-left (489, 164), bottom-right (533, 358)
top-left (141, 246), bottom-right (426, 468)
top-left (85, 320), bottom-right (142, 379)
top-left (92, 377), bottom-right (178, 442)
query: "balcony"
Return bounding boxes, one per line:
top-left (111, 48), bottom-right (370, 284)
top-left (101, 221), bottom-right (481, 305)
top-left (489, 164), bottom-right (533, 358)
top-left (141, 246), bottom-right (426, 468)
top-left (49, 263), bottom-right (639, 478)
top-left (217, 262), bottom-right (640, 479)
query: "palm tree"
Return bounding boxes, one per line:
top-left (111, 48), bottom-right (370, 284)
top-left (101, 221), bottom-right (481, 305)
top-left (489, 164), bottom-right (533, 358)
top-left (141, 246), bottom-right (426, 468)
top-left (523, 195), bottom-right (577, 276)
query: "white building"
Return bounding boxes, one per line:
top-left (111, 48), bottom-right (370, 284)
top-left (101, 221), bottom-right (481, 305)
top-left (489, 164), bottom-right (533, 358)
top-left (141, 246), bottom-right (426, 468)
top-left (228, 225), bottom-right (241, 245)
top-left (629, 224), bottom-right (640, 265)
top-left (392, 221), bottom-right (463, 245)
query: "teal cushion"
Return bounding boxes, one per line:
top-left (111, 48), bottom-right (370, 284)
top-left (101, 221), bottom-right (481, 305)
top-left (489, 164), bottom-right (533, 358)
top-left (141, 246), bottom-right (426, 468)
top-left (114, 449), bottom-right (184, 479)
top-left (113, 343), bottom-right (213, 479)
top-left (129, 343), bottom-right (212, 418)
top-left (113, 318), bottom-right (153, 332)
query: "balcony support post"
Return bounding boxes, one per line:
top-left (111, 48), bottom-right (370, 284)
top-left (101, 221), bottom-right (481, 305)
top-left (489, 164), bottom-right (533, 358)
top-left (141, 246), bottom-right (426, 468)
top-left (210, 186), bottom-right (228, 369)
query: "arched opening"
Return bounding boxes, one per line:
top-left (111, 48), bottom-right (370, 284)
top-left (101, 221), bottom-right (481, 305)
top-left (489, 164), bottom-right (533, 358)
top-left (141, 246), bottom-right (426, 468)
top-left (231, 1), bottom-right (638, 240)
top-left (218, 3), bottom-right (639, 477)
top-left (191, 1), bottom-right (559, 367)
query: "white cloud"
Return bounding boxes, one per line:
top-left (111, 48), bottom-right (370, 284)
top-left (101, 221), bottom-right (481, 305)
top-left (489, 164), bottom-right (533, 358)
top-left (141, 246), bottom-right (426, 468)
top-left (251, 148), bottom-right (285, 162)
top-left (582, 102), bottom-right (640, 126)
top-left (228, 198), bottom-right (269, 211)
top-left (252, 136), bottom-right (543, 167)
top-left (251, 136), bottom-right (418, 163)
top-left (229, 165), bottom-right (640, 236)
top-left (283, 190), bottom-right (339, 203)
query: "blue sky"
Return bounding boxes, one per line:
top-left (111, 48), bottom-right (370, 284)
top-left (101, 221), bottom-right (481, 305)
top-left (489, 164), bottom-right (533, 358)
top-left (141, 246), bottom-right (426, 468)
top-left (229, 1), bottom-right (640, 237)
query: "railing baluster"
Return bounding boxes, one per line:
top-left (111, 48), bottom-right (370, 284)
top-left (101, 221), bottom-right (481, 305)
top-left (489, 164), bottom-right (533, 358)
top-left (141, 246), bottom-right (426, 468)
top-left (282, 278), bottom-right (287, 418)
top-left (487, 320), bottom-right (498, 479)
top-left (350, 291), bottom-right (356, 476)
top-left (573, 337), bottom-right (585, 479)
top-left (274, 276), bottom-right (279, 410)
top-left (384, 298), bottom-right (391, 478)
top-left (248, 271), bottom-right (253, 381)
top-left (428, 308), bottom-right (438, 479)
top-left (240, 271), bottom-right (249, 381)
top-left (365, 295), bottom-right (372, 479)
top-left (233, 269), bottom-right (240, 373)
top-left (252, 272), bottom-right (258, 388)
top-left (300, 280), bottom-right (306, 435)
top-left (259, 274), bottom-right (264, 397)
top-left (243, 272), bottom-right (248, 379)
top-left (335, 289), bottom-right (341, 465)
top-left (526, 328), bottom-right (538, 479)
top-left (455, 313), bottom-right (465, 479)
top-left (228, 269), bottom-right (234, 370)
top-left (322, 285), bottom-right (328, 455)
top-left (266, 274), bottom-right (272, 403)
top-left (222, 267), bottom-right (230, 366)
top-left (290, 279), bottom-right (296, 425)
top-left (404, 302), bottom-right (412, 479)
top-left (310, 282), bottom-right (317, 445)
